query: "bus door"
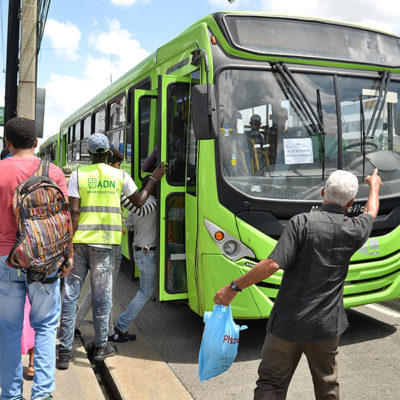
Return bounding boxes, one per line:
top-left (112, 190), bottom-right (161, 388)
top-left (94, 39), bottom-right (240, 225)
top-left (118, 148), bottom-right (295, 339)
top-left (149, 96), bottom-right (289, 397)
top-left (133, 89), bottom-right (158, 186)
top-left (128, 89), bottom-right (158, 267)
top-left (157, 75), bottom-right (192, 301)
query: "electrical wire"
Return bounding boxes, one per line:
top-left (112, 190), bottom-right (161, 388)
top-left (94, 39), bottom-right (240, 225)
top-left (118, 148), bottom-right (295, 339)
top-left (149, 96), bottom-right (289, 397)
top-left (37, 0), bottom-right (51, 55)
top-left (0, 0), bottom-right (5, 73)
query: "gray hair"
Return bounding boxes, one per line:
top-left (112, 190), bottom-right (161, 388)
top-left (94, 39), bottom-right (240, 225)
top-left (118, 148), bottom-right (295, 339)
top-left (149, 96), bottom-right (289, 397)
top-left (324, 170), bottom-right (358, 207)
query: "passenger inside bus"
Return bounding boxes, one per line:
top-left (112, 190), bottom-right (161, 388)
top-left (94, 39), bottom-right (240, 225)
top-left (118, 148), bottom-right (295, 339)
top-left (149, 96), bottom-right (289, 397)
top-left (220, 112), bottom-right (252, 176)
top-left (245, 114), bottom-right (269, 175)
top-left (247, 114), bottom-right (263, 144)
top-left (142, 119), bottom-right (186, 182)
top-left (142, 146), bottom-right (157, 172)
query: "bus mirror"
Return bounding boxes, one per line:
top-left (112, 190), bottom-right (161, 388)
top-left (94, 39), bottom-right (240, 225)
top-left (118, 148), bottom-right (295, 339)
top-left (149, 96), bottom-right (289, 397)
top-left (191, 84), bottom-right (217, 140)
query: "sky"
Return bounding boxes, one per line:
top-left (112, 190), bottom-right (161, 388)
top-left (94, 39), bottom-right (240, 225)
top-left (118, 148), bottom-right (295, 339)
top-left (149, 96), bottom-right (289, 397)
top-left (1, 0), bottom-right (400, 145)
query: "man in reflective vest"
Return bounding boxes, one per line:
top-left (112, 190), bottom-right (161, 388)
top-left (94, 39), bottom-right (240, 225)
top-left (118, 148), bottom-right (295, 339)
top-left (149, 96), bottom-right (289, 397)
top-left (57, 133), bottom-right (165, 369)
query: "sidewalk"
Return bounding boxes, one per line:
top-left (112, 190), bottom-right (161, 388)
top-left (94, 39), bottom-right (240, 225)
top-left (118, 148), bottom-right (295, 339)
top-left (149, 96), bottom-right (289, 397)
top-left (1, 263), bottom-right (193, 400)
top-left (0, 336), bottom-right (104, 400)
top-left (78, 263), bottom-right (193, 400)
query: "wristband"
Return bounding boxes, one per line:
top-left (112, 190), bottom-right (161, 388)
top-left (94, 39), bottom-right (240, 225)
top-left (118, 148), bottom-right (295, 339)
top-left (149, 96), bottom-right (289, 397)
top-left (149, 176), bottom-right (158, 183)
top-left (230, 280), bottom-right (242, 292)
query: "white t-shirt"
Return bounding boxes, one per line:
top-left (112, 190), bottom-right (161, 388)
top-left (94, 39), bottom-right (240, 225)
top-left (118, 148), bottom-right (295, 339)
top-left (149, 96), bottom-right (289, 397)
top-left (68, 169), bottom-right (137, 198)
top-left (68, 168), bottom-right (137, 248)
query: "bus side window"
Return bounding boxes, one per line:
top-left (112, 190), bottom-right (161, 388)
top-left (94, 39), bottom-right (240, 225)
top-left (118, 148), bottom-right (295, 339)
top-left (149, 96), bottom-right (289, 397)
top-left (81, 115), bottom-right (91, 163)
top-left (127, 79), bottom-right (151, 164)
top-left (72, 122), bottom-right (81, 163)
top-left (67, 126), bottom-right (73, 163)
top-left (186, 115), bottom-right (197, 195)
top-left (167, 83), bottom-right (190, 186)
top-left (139, 96), bottom-right (158, 178)
top-left (107, 95), bottom-right (126, 154)
top-left (50, 145), bottom-right (56, 161)
top-left (93, 107), bottom-right (106, 133)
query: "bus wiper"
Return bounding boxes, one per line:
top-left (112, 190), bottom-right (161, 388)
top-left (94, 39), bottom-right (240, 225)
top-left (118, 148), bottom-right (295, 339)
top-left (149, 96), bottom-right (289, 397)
top-left (366, 70), bottom-right (391, 138)
top-left (316, 88), bottom-right (325, 179)
top-left (360, 95), bottom-right (367, 180)
top-left (271, 61), bottom-right (327, 179)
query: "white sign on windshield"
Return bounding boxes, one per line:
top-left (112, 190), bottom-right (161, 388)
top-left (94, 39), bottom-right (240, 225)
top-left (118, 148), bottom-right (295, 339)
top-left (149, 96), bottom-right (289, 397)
top-left (284, 138), bottom-right (313, 164)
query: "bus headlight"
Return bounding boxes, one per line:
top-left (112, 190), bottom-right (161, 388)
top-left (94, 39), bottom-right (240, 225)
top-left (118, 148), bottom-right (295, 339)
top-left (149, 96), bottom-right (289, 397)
top-left (223, 240), bottom-right (238, 256)
top-left (204, 219), bottom-right (255, 261)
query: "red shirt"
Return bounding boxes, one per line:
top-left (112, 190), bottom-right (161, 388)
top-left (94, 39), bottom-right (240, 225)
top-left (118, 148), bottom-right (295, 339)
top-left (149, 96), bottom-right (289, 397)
top-left (0, 157), bottom-right (68, 256)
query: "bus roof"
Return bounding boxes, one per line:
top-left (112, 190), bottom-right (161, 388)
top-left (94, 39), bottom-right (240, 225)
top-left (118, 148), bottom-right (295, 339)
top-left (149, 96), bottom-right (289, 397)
top-left (59, 12), bottom-right (400, 132)
top-left (39, 132), bottom-right (59, 148)
top-left (209, 12), bottom-right (400, 38)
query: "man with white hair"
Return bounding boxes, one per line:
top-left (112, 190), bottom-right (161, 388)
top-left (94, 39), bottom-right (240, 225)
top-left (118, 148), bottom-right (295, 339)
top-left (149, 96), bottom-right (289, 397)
top-left (215, 169), bottom-right (381, 399)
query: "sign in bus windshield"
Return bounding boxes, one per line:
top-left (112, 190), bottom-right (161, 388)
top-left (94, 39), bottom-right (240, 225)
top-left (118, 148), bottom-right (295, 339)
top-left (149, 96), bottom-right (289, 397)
top-left (223, 16), bottom-right (400, 66)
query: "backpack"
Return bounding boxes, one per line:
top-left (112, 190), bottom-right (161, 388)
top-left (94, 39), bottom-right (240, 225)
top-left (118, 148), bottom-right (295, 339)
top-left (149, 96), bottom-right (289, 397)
top-left (6, 159), bottom-right (71, 285)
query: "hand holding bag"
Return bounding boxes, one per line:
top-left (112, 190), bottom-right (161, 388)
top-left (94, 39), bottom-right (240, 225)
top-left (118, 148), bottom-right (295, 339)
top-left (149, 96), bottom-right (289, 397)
top-left (198, 304), bottom-right (247, 381)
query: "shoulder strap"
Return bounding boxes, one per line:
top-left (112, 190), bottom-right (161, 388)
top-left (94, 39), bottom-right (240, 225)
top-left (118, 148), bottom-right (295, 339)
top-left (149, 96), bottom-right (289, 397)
top-left (33, 159), bottom-right (50, 178)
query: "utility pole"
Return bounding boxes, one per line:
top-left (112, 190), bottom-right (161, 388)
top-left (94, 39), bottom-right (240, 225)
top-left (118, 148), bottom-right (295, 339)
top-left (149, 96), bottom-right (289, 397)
top-left (4, 0), bottom-right (21, 127)
top-left (17, 0), bottom-right (37, 120)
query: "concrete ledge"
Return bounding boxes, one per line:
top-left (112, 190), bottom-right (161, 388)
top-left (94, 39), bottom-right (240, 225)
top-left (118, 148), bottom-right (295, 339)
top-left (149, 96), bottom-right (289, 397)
top-left (75, 261), bottom-right (193, 400)
top-left (103, 321), bottom-right (193, 400)
top-left (66, 337), bottom-right (106, 400)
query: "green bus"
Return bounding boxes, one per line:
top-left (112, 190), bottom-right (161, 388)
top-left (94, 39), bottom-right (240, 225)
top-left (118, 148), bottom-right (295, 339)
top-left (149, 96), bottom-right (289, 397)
top-left (38, 133), bottom-right (61, 166)
top-left (56, 12), bottom-right (400, 318)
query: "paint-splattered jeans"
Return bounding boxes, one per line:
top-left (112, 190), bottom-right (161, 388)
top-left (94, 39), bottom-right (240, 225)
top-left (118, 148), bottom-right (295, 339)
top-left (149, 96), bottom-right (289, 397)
top-left (75, 246), bottom-right (122, 334)
top-left (58, 244), bottom-right (114, 350)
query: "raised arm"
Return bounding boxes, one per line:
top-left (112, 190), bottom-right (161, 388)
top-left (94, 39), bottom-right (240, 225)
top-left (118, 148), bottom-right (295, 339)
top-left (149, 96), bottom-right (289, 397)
top-left (127, 163), bottom-right (166, 207)
top-left (363, 168), bottom-right (381, 221)
top-left (121, 194), bottom-right (157, 216)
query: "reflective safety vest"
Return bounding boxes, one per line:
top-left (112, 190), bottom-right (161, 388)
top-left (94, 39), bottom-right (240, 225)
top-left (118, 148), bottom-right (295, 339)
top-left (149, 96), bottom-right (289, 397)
top-left (74, 163), bottom-right (125, 245)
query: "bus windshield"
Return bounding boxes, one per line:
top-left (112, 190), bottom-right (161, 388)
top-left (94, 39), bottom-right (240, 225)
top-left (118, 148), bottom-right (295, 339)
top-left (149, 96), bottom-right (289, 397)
top-left (218, 69), bottom-right (400, 201)
top-left (223, 16), bottom-right (400, 66)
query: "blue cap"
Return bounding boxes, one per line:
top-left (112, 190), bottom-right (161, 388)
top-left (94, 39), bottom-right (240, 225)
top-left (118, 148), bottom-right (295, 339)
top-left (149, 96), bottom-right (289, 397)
top-left (87, 133), bottom-right (109, 154)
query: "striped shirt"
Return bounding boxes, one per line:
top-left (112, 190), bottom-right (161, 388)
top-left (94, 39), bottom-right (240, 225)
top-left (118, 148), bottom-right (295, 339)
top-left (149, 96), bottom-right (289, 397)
top-left (121, 194), bottom-right (157, 217)
top-left (125, 195), bottom-right (157, 248)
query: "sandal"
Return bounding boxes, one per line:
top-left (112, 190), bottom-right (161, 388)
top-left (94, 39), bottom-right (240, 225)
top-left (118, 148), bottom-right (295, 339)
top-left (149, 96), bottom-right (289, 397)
top-left (27, 364), bottom-right (34, 377)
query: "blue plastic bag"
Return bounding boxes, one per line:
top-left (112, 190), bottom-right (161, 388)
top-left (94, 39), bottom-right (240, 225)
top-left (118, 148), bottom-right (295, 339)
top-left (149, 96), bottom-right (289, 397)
top-left (198, 305), bottom-right (247, 381)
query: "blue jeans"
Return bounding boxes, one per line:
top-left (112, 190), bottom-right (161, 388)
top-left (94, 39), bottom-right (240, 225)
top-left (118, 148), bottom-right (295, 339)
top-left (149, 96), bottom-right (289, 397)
top-left (115, 249), bottom-right (156, 332)
top-left (58, 244), bottom-right (113, 350)
top-left (0, 256), bottom-right (61, 400)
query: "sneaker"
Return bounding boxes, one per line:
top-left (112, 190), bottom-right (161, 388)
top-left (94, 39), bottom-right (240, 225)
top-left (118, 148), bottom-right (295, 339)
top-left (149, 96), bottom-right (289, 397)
top-left (56, 349), bottom-right (72, 370)
top-left (108, 326), bottom-right (136, 343)
top-left (93, 342), bottom-right (117, 362)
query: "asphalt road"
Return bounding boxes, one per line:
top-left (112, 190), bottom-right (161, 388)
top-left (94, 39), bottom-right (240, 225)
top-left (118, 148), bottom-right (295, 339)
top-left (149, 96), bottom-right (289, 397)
top-left (114, 264), bottom-right (400, 400)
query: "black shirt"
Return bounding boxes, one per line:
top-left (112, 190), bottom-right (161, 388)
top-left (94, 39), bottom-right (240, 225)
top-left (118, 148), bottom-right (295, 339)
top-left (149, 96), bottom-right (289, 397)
top-left (267, 204), bottom-right (373, 342)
